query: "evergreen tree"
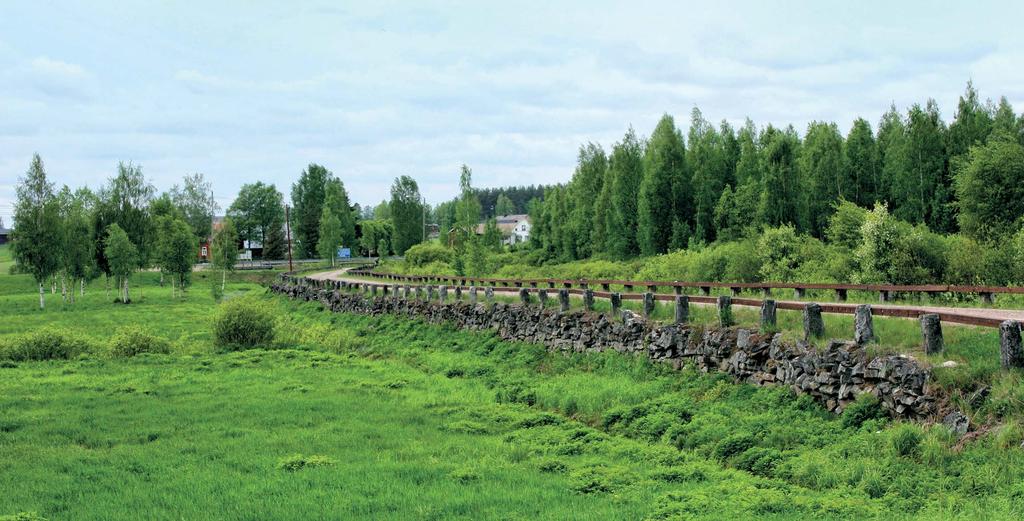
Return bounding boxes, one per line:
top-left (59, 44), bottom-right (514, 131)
top-left (389, 175), bottom-right (423, 255)
top-left (607, 127), bottom-right (644, 258)
top-left (901, 101), bottom-right (950, 231)
top-left (844, 118), bottom-right (880, 207)
top-left (569, 143), bottom-right (606, 258)
top-left (757, 125), bottom-right (802, 230)
top-left (991, 97), bottom-right (1023, 144)
top-left (324, 177), bottom-right (356, 249)
top-left (639, 114), bottom-right (687, 255)
top-left (877, 104), bottom-right (908, 209)
top-left (801, 121), bottom-right (846, 237)
top-left (947, 81), bottom-right (994, 161)
top-left (11, 154), bottom-right (61, 308)
top-left (688, 109), bottom-right (727, 243)
top-left (291, 163), bottom-right (331, 258)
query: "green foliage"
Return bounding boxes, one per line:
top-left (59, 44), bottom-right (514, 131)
top-left (891, 425), bottom-right (923, 457)
top-left (0, 327), bottom-right (95, 361)
top-left (825, 199), bottom-right (868, 250)
top-left (404, 242), bottom-right (454, 267)
top-left (639, 114), bottom-right (688, 255)
top-left (358, 219), bottom-right (393, 257)
top-left (389, 175), bottom-right (424, 255)
top-left (104, 223), bottom-right (139, 302)
top-left (227, 182), bottom-right (285, 259)
top-left (11, 154), bottom-right (61, 295)
top-left (155, 216), bottom-right (196, 291)
top-left (109, 326), bottom-right (171, 357)
top-left (840, 393), bottom-right (887, 429)
top-left (213, 298), bottom-right (276, 349)
top-left (316, 207), bottom-right (342, 263)
top-left (170, 173), bottom-right (218, 242)
top-left (291, 163), bottom-right (331, 258)
top-left (607, 128), bottom-right (644, 257)
top-left (277, 454), bottom-right (336, 472)
top-left (855, 204), bottom-right (945, 284)
top-left (713, 433), bottom-right (757, 461)
top-left (954, 135), bottom-right (1024, 242)
top-left (211, 217), bottom-right (239, 279)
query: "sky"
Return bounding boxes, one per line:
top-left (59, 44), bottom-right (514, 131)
top-left (2, 0), bottom-right (1023, 227)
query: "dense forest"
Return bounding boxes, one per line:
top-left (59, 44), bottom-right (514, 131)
top-left (515, 82), bottom-right (1024, 285)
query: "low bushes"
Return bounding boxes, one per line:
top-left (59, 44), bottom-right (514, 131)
top-left (0, 327), bottom-right (95, 361)
top-left (213, 298), bottom-right (276, 349)
top-left (109, 326), bottom-right (171, 357)
top-left (404, 242), bottom-right (455, 267)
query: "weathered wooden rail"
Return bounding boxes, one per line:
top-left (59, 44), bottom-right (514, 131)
top-left (284, 271), bottom-right (1024, 370)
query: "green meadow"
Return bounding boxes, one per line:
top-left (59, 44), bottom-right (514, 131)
top-left (2, 255), bottom-right (1024, 519)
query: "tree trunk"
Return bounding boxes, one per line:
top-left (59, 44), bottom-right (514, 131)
top-left (61, 275), bottom-right (67, 303)
top-left (171, 276), bottom-right (176, 299)
top-left (81, 278), bottom-right (85, 297)
top-left (124, 277), bottom-right (130, 303)
top-left (52, 279), bottom-right (56, 294)
top-left (160, 271), bottom-right (164, 286)
top-left (105, 275), bottom-right (110, 300)
top-left (222, 269), bottom-right (226, 292)
top-left (39, 282), bottom-right (45, 309)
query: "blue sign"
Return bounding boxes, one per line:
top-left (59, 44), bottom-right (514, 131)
top-left (337, 247), bottom-right (351, 259)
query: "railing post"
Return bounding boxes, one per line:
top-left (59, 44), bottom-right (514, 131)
top-left (1000, 320), bottom-right (1023, 368)
top-left (794, 287), bottom-right (805, 299)
top-left (558, 289), bottom-right (570, 312)
top-left (454, 286), bottom-right (462, 301)
top-left (854, 304), bottom-right (874, 345)
top-left (538, 289), bottom-right (548, 307)
top-left (674, 295), bottom-right (689, 324)
top-left (415, 286), bottom-right (424, 301)
top-left (760, 299), bottom-right (777, 332)
top-left (439, 285), bottom-right (448, 303)
top-left (981, 292), bottom-right (995, 306)
top-left (717, 295), bottom-right (733, 327)
top-left (519, 288), bottom-right (530, 306)
top-left (485, 286), bottom-right (494, 304)
top-left (611, 292), bottom-right (622, 316)
top-left (642, 292), bottom-right (655, 317)
top-left (469, 286), bottom-right (478, 305)
top-left (920, 314), bottom-right (943, 354)
top-left (803, 303), bottom-right (824, 340)
top-left (427, 285), bottom-right (436, 301)
top-left (835, 289), bottom-right (847, 302)
top-left (701, 286), bottom-right (711, 296)
top-left (583, 289), bottom-right (594, 311)
top-left (731, 287), bottom-right (741, 296)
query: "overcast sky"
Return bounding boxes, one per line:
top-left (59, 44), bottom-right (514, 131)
top-left (2, 0), bottom-right (1023, 226)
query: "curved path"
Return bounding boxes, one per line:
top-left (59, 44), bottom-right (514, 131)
top-left (306, 268), bottom-right (1024, 327)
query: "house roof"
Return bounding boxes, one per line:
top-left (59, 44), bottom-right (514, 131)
top-left (475, 214), bottom-right (530, 235)
top-left (0, 227), bottom-right (10, 235)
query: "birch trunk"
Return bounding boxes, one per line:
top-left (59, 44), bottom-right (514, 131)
top-left (124, 277), bottom-right (130, 303)
top-left (39, 282), bottom-right (45, 309)
top-left (222, 269), bottom-right (226, 292)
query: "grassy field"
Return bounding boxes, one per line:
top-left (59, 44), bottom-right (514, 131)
top-left (3, 260), bottom-right (1024, 519)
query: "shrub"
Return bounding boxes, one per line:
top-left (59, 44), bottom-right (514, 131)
top-left (213, 298), bottom-right (276, 349)
top-left (841, 394), bottom-right (888, 429)
top-left (277, 454), bottom-right (335, 471)
top-left (109, 326), bottom-right (171, 358)
top-left (734, 447), bottom-right (784, 477)
top-left (713, 433), bottom-right (757, 461)
top-left (890, 425), bottom-right (922, 457)
top-left (0, 327), bottom-right (94, 361)
top-left (210, 281), bottom-right (224, 303)
top-left (405, 242), bottom-right (454, 267)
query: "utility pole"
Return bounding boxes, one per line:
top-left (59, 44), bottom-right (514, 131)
top-left (422, 197), bottom-right (426, 243)
top-left (285, 204), bottom-right (293, 272)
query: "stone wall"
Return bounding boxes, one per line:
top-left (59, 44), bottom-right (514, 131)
top-left (271, 280), bottom-right (938, 419)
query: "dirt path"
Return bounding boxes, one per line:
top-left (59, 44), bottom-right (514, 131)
top-left (306, 268), bottom-right (1024, 324)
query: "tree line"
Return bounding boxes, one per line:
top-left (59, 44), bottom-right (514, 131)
top-left (11, 155), bottom-right (233, 308)
top-left (529, 82), bottom-right (1024, 264)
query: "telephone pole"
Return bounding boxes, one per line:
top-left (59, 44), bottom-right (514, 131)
top-left (285, 204), bottom-right (293, 272)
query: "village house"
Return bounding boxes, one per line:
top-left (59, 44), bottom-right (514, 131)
top-left (474, 214), bottom-right (531, 246)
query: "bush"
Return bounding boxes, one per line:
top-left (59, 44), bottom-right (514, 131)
top-left (0, 327), bottom-right (94, 361)
top-left (841, 394), bottom-right (888, 429)
top-left (891, 425), bottom-right (922, 457)
top-left (109, 326), bottom-right (171, 358)
top-left (213, 298), bottom-right (276, 349)
top-left (277, 454), bottom-right (335, 471)
top-left (404, 242), bottom-right (454, 267)
top-left (713, 433), bottom-right (757, 461)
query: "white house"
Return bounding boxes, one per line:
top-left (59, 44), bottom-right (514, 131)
top-left (476, 214), bottom-right (531, 246)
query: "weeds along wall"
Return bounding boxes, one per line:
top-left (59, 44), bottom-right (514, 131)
top-left (270, 278), bottom-right (938, 420)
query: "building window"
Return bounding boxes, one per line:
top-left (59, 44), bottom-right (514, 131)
top-left (201, 246), bottom-right (208, 257)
